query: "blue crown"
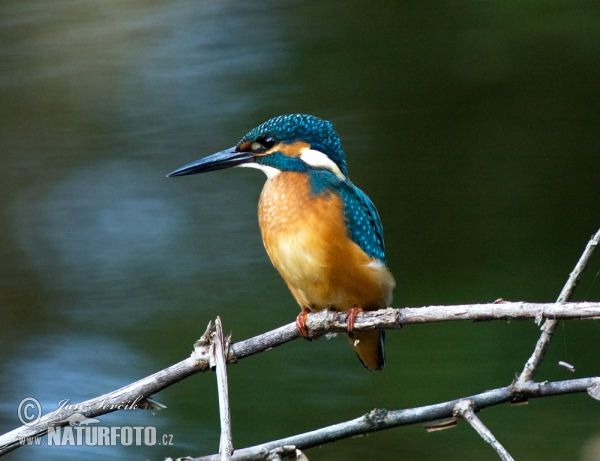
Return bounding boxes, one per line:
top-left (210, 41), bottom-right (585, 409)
top-left (239, 114), bottom-right (348, 177)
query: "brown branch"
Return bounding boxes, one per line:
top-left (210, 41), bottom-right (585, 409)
top-left (187, 377), bottom-right (599, 461)
top-left (1, 301), bottom-right (599, 456)
top-left (517, 228), bottom-right (600, 383)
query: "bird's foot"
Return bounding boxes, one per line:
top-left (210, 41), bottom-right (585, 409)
top-left (296, 308), bottom-right (312, 341)
top-left (346, 307), bottom-right (364, 339)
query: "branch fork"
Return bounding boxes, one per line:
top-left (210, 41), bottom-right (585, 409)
top-left (0, 228), bottom-right (598, 460)
top-left (454, 400), bottom-right (514, 461)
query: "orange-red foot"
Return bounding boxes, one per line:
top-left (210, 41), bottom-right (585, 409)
top-left (296, 308), bottom-right (312, 341)
top-left (346, 307), bottom-right (364, 339)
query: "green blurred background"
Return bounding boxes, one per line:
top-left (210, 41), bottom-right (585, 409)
top-left (1, 0), bottom-right (599, 460)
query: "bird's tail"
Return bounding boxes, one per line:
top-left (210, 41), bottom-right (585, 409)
top-left (346, 330), bottom-right (385, 371)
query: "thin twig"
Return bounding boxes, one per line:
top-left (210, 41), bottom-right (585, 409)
top-left (1, 302), bottom-right (599, 455)
top-left (454, 400), bottom-right (514, 461)
top-left (213, 317), bottom-right (234, 461)
top-left (188, 377), bottom-right (599, 461)
top-left (517, 228), bottom-right (600, 383)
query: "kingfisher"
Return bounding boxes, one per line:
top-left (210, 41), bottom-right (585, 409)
top-left (168, 114), bottom-right (395, 371)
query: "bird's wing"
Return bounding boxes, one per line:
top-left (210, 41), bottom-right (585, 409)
top-left (339, 181), bottom-right (387, 265)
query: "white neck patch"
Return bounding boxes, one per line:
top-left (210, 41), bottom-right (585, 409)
top-left (237, 162), bottom-right (280, 179)
top-left (299, 148), bottom-right (346, 180)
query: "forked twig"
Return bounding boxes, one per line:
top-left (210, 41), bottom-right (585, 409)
top-left (517, 228), bottom-right (600, 383)
top-left (187, 377), bottom-right (599, 461)
top-left (1, 302), bottom-right (600, 456)
top-left (454, 400), bottom-right (514, 461)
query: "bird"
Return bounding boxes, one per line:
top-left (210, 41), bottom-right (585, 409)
top-left (168, 114), bottom-right (395, 371)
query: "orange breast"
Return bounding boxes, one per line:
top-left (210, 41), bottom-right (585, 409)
top-left (258, 172), bottom-right (394, 313)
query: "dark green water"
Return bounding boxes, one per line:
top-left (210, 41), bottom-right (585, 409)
top-left (1, 1), bottom-right (599, 460)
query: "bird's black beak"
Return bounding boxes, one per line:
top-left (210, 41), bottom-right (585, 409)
top-left (167, 146), bottom-right (254, 177)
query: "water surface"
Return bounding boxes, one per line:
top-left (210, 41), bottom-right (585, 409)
top-left (1, 1), bottom-right (599, 460)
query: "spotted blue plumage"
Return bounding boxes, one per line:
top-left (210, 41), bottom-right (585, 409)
top-left (242, 114), bottom-right (386, 265)
top-left (339, 181), bottom-right (387, 265)
top-left (239, 114), bottom-right (348, 177)
top-left (302, 170), bottom-right (386, 264)
top-left (168, 113), bottom-right (393, 371)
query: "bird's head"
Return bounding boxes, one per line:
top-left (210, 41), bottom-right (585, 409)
top-left (167, 114), bottom-right (348, 180)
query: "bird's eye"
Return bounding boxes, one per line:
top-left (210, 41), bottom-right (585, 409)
top-left (262, 137), bottom-right (276, 149)
top-left (250, 136), bottom-right (277, 152)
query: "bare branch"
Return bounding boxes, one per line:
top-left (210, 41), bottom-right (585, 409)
top-left (213, 317), bottom-right (234, 461)
top-left (304, 302), bottom-right (600, 335)
top-left (1, 302), bottom-right (599, 456)
top-left (518, 228), bottom-right (600, 383)
top-left (454, 400), bottom-right (514, 461)
top-left (188, 377), bottom-right (599, 461)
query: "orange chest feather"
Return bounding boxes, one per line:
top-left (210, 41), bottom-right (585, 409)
top-left (258, 172), bottom-right (394, 311)
top-left (258, 172), bottom-right (337, 243)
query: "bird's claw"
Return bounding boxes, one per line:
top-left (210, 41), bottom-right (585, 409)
top-left (296, 309), bottom-right (312, 341)
top-left (346, 307), bottom-right (364, 338)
